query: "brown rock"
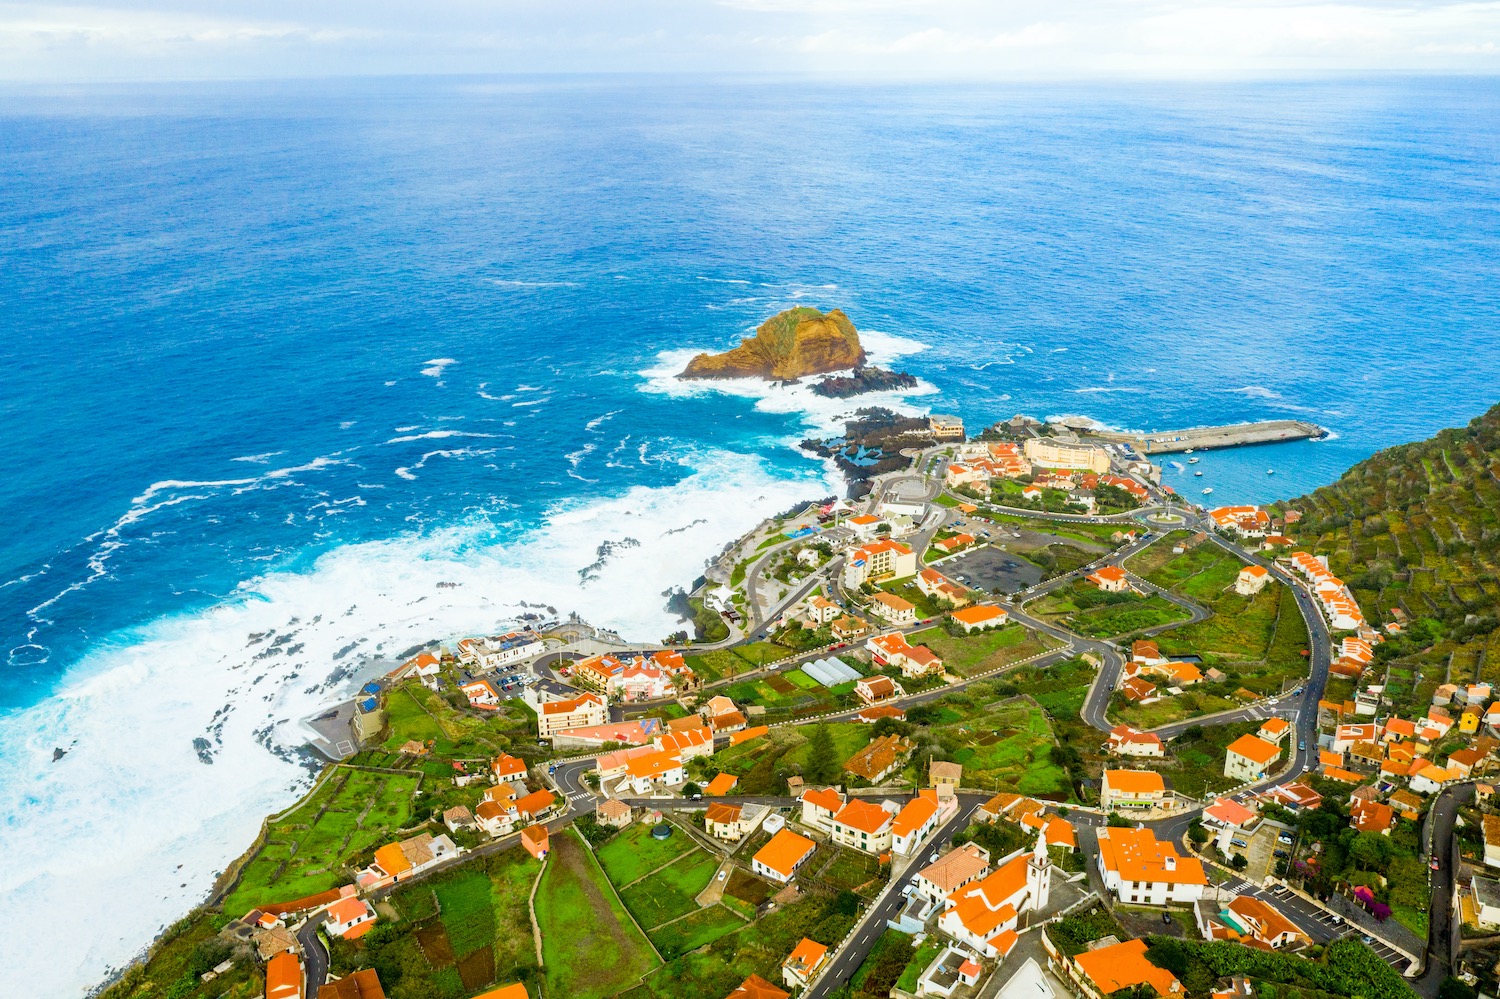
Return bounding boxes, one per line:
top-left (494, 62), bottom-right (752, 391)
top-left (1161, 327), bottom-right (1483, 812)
top-left (680, 307), bottom-right (866, 381)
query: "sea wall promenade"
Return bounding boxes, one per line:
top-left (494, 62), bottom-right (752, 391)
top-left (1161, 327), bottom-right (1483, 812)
top-left (1081, 419), bottom-right (1325, 454)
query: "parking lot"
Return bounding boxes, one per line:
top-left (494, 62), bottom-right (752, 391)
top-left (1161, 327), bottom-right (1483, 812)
top-left (1255, 882), bottom-right (1413, 971)
top-left (939, 545), bottom-right (1045, 594)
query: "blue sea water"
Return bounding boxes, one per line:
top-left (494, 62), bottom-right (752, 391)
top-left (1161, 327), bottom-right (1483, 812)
top-left (2, 76), bottom-right (1499, 994)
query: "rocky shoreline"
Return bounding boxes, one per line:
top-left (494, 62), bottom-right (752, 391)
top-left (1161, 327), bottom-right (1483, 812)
top-left (810, 365), bottom-right (918, 398)
top-left (801, 407), bottom-right (936, 498)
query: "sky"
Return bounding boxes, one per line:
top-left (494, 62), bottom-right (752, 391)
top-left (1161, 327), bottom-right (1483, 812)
top-left (0, 0), bottom-right (1497, 81)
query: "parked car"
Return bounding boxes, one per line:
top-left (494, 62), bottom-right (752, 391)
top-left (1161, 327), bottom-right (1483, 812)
top-left (1274, 849), bottom-right (1289, 859)
top-left (1278, 833), bottom-right (1294, 845)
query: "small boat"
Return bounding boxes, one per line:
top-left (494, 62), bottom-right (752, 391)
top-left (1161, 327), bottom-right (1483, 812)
top-left (1194, 471), bottom-right (1203, 477)
top-left (1202, 487), bottom-right (1214, 495)
top-left (1187, 457), bottom-right (1199, 464)
top-left (1267, 469), bottom-right (1275, 475)
top-left (1185, 449), bottom-right (1195, 454)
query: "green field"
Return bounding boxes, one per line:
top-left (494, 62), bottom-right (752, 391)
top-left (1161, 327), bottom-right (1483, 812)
top-left (535, 830), bottom-right (661, 999)
top-left (906, 623), bottom-right (1039, 676)
top-left (620, 850), bottom-right (721, 928)
top-left (597, 821), bottom-right (695, 886)
top-left (618, 890), bottom-right (858, 999)
top-left (1012, 657), bottom-right (1097, 719)
top-left (435, 867), bottom-right (497, 958)
top-left (224, 767), bottom-right (421, 915)
top-left (930, 697), bottom-right (1070, 798)
top-left (696, 723), bottom-right (872, 795)
top-left (1031, 580), bottom-right (1191, 638)
top-left (649, 905), bottom-right (749, 960)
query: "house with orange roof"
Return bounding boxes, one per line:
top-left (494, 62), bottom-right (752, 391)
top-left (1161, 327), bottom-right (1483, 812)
top-left (1201, 797), bottom-right (1259, 851)
top-left (1236, 564), bottom-right (1270, 595)
top-left (730, 725), bottom-right (770, 746)
top-left (360, 832), bottom-right (459, 889)
top-left (620, 750), bottom-right (685, 795)
top-left (950, 604), bottom-right (1009, 633)
top-left (653, 725), bottom-right (715, 762)
top-left (1120, 675), bottom-right (1158, 703)
top-left (726, 974), bottom-right (790, 999)
top-left (1100, 769), bottom-right (1170, 812)
top-left (843, 539), bottom-right (917, 587)
top-left (491, 753), bottom-right (528, 783)
top-left (830, 797), bottom-right (897, 854)
top-left (325, 895), bottom-right (377, 939)
top-left (317, 968), bottom-right (386, 999)
top-left (388, 651), bottom-right (442, 687)
top-left (1390, 788), bottom-right (1425, 822)
top-left (857, 704), bottom-right (906, 723)
top-left (595, 799), bottom-right (632, 829)
top-left (831, 615), bottom-right (871, 641)
top-left (917, 568), bottom-right (970, 607)
top-left (705, 773), bottom-right (738, 797)
top-left (1085, 565), bottom-right (1131, 593)
top-left (1095, 826), bottom-right (1206, 905)
top-left (1412, 764), bottom-right (1457, 795)
top-left (705, 802), bottom-right (749, 841)
top-left (891, 791), bottom-right (942, 857)
top-left (470, 986), bottom-right (530, 999)
top-left (1258, 717), bottom-right (1291, 744)
top-left (520, 824), bottom-right (549, 861)
top-left (265, 950), bottom-right (304, 999)
top-left (912, 843), bottom-right (992, 903)
top-left (932, 533), bottom-right (977, 555)
top-left (781, 938), bottom-right (829, 990)
top-left (1066, 938), bottom-right (1181, 999)
top-left (1020, 811), bottom-right (1077, 851)
top-left (752, 829), bottom-right (818, 883)
top-left (844, 733), bottom-right (915, 783)
top-left (1131, 639), bottom-right (1165, 664)
top-left (855, 675), bottom-right (904, 705)
top-left (1224, 734), bottom-right (1283, 782)
top-left (1449, 747), bottom-right (1487, 778)
top-left (866, 633), bottom-right (944, 679)
top-left (1209, 505), bottom-right (1271, 536)
top-left (1351, 798), bottom-right (1395, 836)
top-left (937, 835), bottom-right (1052, 958)
top-left (460, 679), bottom-right (501, 709)
top-left (535, 691), bottom-right (608, 738)
top-left (868, 591), bottom-right (918, 626)
top-left (806, 594), bottom-right (841, 625)
top-left (800, 787), bottom-right (846, 831)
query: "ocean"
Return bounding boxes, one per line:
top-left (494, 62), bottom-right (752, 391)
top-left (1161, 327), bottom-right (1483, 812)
top-left (2, 76), bottom-right (1498, 995)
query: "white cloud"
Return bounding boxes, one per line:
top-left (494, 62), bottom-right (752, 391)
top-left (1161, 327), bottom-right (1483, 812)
top-left (0, 0), bottom-right (1497, 78)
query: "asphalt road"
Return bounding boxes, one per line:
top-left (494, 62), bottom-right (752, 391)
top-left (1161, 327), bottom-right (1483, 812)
top-left (801, 794), bottom-right (987, 999)
top-left (1415, 781), bottom-right (1476, 995)
top-left (297, 912), bottom-right (329, 995)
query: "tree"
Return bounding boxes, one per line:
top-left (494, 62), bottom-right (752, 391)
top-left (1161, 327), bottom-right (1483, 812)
top-left (1439, 978), bottom-right (1478, 999)
top-left (805, 724), bottom-right (840, 784)
top-left (1349, 830), bottom-right (1393, 871)
top-left (1106, 813), bottom-right (1133, 828)
top-left (1231, 854), bottom-right (1249, 871)
top-left (1188, 821), bottom-right (1209, 845)
top-left (682, 781), bottom-right (701, 798)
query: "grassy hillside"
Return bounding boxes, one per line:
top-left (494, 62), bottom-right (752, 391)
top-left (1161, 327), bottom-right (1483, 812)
top-left (1281, 402), bottom-right (1500, 680)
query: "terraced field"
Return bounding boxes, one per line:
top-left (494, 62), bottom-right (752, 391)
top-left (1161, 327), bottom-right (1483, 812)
top-left (1281, 402), bottom-right (1500, 679)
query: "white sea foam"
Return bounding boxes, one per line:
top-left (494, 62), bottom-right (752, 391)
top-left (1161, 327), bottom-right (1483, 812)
top-left (487, 279), bottom-right (580, 289)
top-left (1227, 385), bottom-right (1282, 400)
top-left (384, 431), bottom-right (499, 446)
top-left (0, 446), bottom-right (835, 998)
top-left (512, 398), bottom-right (550, 408)
top-left (231, 451), bottom-right (284, 464)
top-left (1071, 386), bottom-right (1141, 395)
top-left (585, 410), bottom-right (622, 432)
top-left (420, 358), bottom-right (457, 378)
top-left (637, 333), bottom-right (938, 440)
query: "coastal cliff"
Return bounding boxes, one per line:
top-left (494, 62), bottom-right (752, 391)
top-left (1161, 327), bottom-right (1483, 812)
top-left (679, 307), bottom-right (866, 380)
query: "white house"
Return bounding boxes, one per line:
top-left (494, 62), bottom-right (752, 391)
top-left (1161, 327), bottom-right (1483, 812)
top-left (1094, 826), bottom-right (1207, 906)
top-left (324, 895), bottom-right (377, 939)
top-left (937, 835), bottom-right (1052, 958)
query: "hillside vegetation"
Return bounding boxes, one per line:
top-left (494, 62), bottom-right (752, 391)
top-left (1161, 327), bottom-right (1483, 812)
top-left (1281, 402), bottom-right (1500, 680)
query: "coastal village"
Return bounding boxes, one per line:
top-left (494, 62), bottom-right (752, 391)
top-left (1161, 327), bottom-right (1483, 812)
top-left (110, 407), bottom-right (1496, 999)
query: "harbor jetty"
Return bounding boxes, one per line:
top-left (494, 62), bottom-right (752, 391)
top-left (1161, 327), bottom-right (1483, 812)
top-left (1077, 419), bottom-right (1326, 454)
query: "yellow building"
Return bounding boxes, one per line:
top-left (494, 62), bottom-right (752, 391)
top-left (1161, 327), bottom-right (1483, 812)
top-left (1023, 437), bottom-right (1111, 473)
